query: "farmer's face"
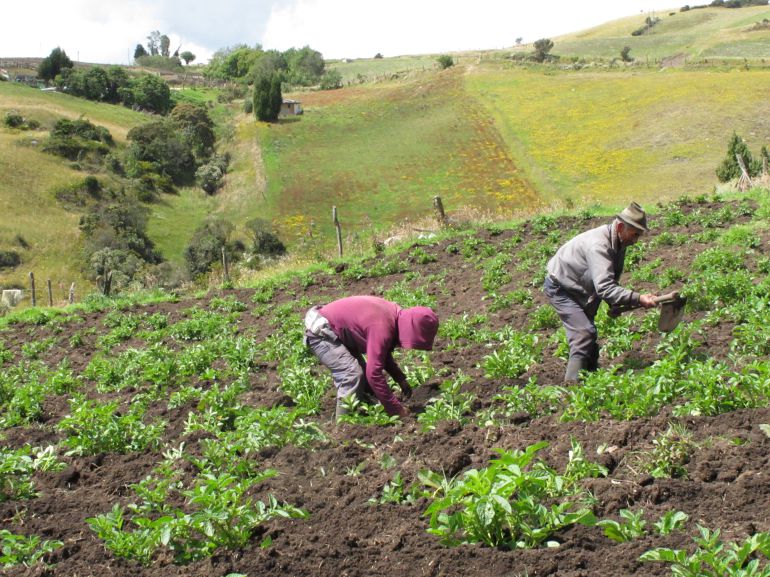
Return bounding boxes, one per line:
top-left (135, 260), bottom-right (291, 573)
top-left (617, 222), bottom-right (643, 246)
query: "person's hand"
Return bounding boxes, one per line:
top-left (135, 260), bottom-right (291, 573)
top-left (397, 404), bottom-right (411, 418)
top-left (639, 293), bottom-right (658, 308)
top-left (399, 381), bottom-right (413, 399)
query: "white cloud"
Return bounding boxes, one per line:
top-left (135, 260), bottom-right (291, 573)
top-left (0, 1), bottom-right (680, 65)
top-left (263, 0), bottom-right (679, 59)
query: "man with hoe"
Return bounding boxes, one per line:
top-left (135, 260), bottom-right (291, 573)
top-left (544, 202), bottom-right (658, 383)
top-left (304, 296), bottom-right (439, 420)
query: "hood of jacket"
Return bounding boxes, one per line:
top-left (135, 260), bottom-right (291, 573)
top-left (397, 306), bottom-right (439, 350)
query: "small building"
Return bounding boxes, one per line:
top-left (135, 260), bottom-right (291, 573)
top-left (280, 99), bottom-right (303, 117)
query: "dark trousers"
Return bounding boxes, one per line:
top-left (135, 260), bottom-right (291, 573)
top-left (543, 276), bottom-right (600, 370)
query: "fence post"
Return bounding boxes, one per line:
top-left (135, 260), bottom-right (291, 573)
top-left (433, 196), bottom-right (448, 227)
top-left (333, 206), bottom-right (343, 258)
top-left (47, 279), bottom-right (53, 307)
top-left (29, 272), bottom-right (36, 307)
top-left (69, 283), bottom-right (75, 304)
top-left (221, 247), bottom-right (230, 283)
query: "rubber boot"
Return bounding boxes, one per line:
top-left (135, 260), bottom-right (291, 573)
top-left (335, 398), bottom-right (350, 421)
top-left (564, 357), bottom-right (589, 384)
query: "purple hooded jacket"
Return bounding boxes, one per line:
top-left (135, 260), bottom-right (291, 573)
top-left (318, 296), bottom-right (439, 415)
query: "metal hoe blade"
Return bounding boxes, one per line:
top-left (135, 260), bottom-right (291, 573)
top-left (657, 291), bottom-right (686, 332)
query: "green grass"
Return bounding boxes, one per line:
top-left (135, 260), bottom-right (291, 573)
top-left (554, 6), bottom-right (770, 62)
top-left (248, 70), bottom-right (538, 247)
top-left (465, 65), bottom-right (770, 206)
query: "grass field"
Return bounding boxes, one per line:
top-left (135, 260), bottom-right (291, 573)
top-left (466, 65), bottom-right (770, 207)
top-left (0, 83), bottom-right (150, 292)
top-left (4, 5), bottom-right (770, 291)
top-left (555, 6), bottom-right (770, 62)
top-left (248, 69), bottom-right (538, 247)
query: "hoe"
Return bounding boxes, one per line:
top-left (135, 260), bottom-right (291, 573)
top-left (609, 291), bottom-right (687, 332)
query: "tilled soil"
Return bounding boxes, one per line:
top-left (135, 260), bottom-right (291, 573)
top-left (2, 198), bottom-right (770, 577)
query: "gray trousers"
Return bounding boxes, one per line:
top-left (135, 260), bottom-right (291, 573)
top-left (543, 276), bottom-right (600, 369)
top-left (306, 334), bottom-right (371, 401)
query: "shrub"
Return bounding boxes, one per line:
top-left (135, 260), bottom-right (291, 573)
top-left (184, 219), bottom-right (244, 278)
top-left (716, 132), bottom-right (761, 182)
top-left (0, 251), bottom-right (21, 269)
top-left (43, 117), bottom-right (114, 161)
top-left (533, 39), bottom-right (554, 62)
top-left (245, 218), bottom-right (286, 258)
top-left (436, 55), bottom-right (454, 69)
top-left (319, 69), bottom-right (343, 90)
top-left (3, 112), bottom-right (24, 128)
top-left (195, 154), bottom-right (229, 194)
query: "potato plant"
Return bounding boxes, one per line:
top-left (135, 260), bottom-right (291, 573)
top-left (421, 442), bottom-right (602, 549)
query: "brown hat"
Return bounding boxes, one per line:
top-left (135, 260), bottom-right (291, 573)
top-left (617, 202), bottom-right (648, 232)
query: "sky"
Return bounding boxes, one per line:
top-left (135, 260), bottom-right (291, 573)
top-left (0, 1), bottom-right (680, 65)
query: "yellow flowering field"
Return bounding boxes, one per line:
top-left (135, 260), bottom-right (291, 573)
top-left (465, 65), bottom-right (770, 207)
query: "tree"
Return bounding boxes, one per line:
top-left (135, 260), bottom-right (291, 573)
top-left (515, 37), bottom-right (523, 46)
top-left (124, 74), bottom-right (172, 114)
top-left (245, 218), bottom-right (286, 258)
top-left (160, 34), bottom-right (171, 58)
top-left (436, 55), bottom-right (454, 69)
top-left (180, 51), bottom-right (196, 65)
top-left (284, 46), bottom-right (325, 85)
top-left (170, 104), bottom-right (215, 160)
top-left (184, 219), bottom-right (242, 278)
top-left (134, 44), bottom-right (148, 60)
top-left (620, 46), bottom-right (633, 62)
top-left (533, 38), bottom-right (554, 62)
top-left (146, 30), bottom-right (162, 55)
top-left (716, 132), bottom-right (762, 182)
top-left (38, 47), bottom-right (73, 82)
top-left (253, 72), bottom-right (282, 122)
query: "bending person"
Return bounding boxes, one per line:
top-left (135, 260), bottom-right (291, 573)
top-left (304, 296), bottom-right (439, 420)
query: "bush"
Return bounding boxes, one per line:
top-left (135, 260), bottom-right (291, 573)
top-left (245, 218), bottom-right (286, 258)
top-left (126, 119), bottom-right (196, 185)
top-left (3, 112), bottom-right (24, 128)
top-left (43, 118), bottom-right (113, 161)
top-left (319, 69), bottom-right (343, 90)
top-left (716, 132), bottom-right (762, 182)
top-left (436, 55), bottom-right (454, 70)
top-left (0, 250), bottom-right (21, 269)
top-left (195, 154), bottom-right (229, 194)
top-left (533, 39), bottom-right (554, 62)
top-left (184, 219), bottom-right (243, 278)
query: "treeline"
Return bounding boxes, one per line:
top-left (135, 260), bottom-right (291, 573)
top-left (37, 47), bottom-right (173, 114)
top-left (681, 0), bottom-right (768, 10)
top-left (203, 44), bottom-right (341, 89)
top-left (38, 112), bottom-right (284, 294)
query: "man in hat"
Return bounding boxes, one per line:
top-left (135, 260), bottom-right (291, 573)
top-left (543, 202), bottom-right (658, 383)
top-left (304, 295), bottom-right (439, 420)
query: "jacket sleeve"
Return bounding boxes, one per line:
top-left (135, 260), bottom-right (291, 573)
top-left (586, 245), bottom-right (640, 307)
top-left (365, 326), bottom-right (403, 416)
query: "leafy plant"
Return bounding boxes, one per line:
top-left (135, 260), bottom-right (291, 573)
top-left (482, 329), bottom-right (542, 379)
top-left (598, 508), bottom-right (647, 543)
top-left (0, 530), bottom-right (63, 568)
top-left (653, 510), bottom-right (689, 536)
top-left (421, 442), bottom-right (600, 549)
top-left (1, 445), bottom-right (65, 501)
top-left (641, 526), bottom-right (770, 576)
top-left (640, 423), bottom-right (695, 479)
top-left (418, 373), bottom-right (475, 431)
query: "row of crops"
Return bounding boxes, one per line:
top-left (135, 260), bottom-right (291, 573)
top-left (2, 190), bottom-right (770, 574)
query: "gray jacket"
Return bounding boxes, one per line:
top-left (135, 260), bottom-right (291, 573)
top-left (546, 219), bottom-right (640, 309)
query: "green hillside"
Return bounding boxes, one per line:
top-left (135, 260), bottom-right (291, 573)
top-left (0, 83), bottom-right (148, 294)
top-left (555, 5), bottom-right (770, 61)
top-left (2, 4), bottom-right (770, 295)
